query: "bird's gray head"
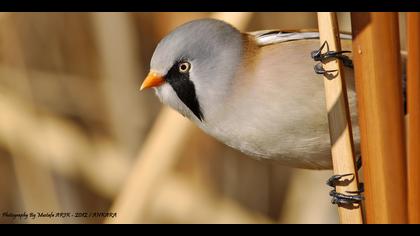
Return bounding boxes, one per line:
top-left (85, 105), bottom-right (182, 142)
top-left (140, 18), bottom-right (244, 123)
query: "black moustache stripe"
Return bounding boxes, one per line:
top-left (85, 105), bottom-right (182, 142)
top-left (165, 64), bottom-right (204, 121)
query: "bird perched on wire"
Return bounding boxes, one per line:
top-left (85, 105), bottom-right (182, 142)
top-left (140, 18), bottom-right (359, 170)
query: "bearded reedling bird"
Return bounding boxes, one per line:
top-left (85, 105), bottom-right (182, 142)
top-left (140, 18), bottom-right (359, 170)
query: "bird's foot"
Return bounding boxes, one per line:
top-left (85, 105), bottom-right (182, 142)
top-left (311, 40), bottom-right (353, 75)
top-left (326, 173), bottom-right (364, 208)
top-left (314, 63), bottom-right (338, 75)
top-left (311, 41), bottom-right (352, 63)
top-left (330, 189), bottom-right (364, 206)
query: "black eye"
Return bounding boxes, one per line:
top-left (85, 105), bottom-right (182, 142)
top-left (178, 62), bottom-right (191, 73)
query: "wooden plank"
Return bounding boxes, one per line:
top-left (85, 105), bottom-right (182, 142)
top-left (407, 12), bottom-right (420, 224)
top-left (317, 12), bottom-right (363, 224)
top-left (351, 12), bottom-right (407, 223)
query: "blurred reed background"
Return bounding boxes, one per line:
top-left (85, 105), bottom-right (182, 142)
top-left (0, 12), bottom-right (406, 224)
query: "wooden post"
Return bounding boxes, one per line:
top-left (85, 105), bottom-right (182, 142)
top-left (351, 12), bottom-right (408, 223)
top-left (407, 12), bottom-right (420, 224)
top-left (317, 12), bottom-right (363, 224)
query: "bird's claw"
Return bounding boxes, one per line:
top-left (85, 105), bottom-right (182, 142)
top-left (330, 189), bottom-right (364, 206)
top-left (327, 173), bottom-right (364, 207)
top-left (314, 63), bottom-right (338, 75)
top-left (326, 173), bottom-right (354, 188)
top-left (311, 40), bottom-right (354, 75)
top-left (311, 41), bottom-right (352, 62)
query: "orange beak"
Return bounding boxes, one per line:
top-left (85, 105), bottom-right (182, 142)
top-left (140, 71), bottom-right (165, 91)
